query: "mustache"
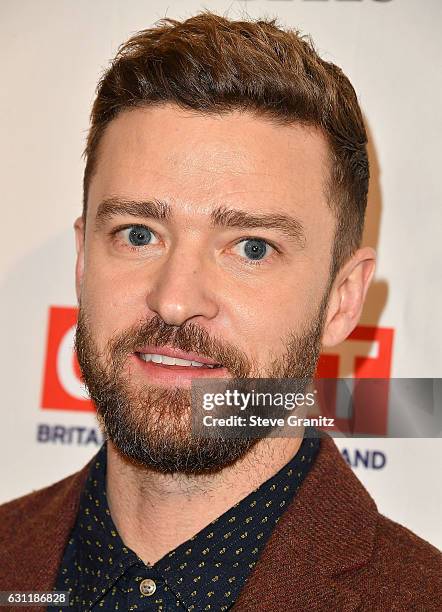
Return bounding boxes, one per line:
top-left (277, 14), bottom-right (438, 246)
top-left (108, 314), bottom-right (253, 378)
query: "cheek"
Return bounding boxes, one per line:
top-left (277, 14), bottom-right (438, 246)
top-left (222, 272), bottom-right (324, 361)
top-left (80, 253), bottom-right (147, 350)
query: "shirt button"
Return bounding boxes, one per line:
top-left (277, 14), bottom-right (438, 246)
top-left (139, 578), bottom-right (157, 596)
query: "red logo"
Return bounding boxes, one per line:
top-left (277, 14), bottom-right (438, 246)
top-left (41, 306), bottom-right (394, 416)
top-left (316, 327), bottom-right (394, 434)
top-left (317, 326), bottom-right (394, 379)
top-left (41, 307), bottom-right (92, 412)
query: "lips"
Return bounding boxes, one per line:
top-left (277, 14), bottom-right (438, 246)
top-left (135, 345), bottom-right (222, 369)
top-left (131, 344), bottom-right (229, 387)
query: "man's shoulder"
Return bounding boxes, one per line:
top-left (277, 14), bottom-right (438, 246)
top-left (374, 511), bottom-right (441, 576)
top-left (336, 498), bottom-right (442, 609)
top-left (0, 459), bottom-right (93, 591)
top-left (0, 471), bottom-right (77, 513)
top-left (0, 463), bottom-right (91, 545)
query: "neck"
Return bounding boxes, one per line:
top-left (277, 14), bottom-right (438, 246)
top-left (106, 435), bottom-right (303, 564)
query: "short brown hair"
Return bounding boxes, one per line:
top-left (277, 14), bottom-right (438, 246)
top-left (84, 11), bottom-right (369, 276)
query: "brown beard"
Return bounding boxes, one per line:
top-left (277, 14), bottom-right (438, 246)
top-left (75, 298), bottom-right (327, 474)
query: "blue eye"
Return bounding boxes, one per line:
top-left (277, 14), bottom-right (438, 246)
top-left (236, 238), bottom-right (271, 261)
top-left (125, 226), bottom-right (156, 246)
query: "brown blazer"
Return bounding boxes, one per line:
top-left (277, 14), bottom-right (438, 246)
top-left (1, 435), bottom-right (441, 611)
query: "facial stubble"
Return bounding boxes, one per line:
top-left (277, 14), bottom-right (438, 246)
top-left (75, 300), bottom-right (327, 475)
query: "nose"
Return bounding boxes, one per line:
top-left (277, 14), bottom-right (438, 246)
top-left (146, 247), bottom-right (219, 326)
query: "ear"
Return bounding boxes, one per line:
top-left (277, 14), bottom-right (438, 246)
top-left (322, 247), bottom-right (376, 348)
top-left (74, 216), bottom-right (85, 303)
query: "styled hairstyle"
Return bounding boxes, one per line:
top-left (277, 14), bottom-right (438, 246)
top-left (84, 11), bottom-right (369, 276)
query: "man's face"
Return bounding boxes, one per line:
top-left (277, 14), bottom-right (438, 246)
top-left (75, 104), bottom-right (336, 473)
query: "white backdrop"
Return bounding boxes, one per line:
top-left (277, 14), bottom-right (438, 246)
top-left (1, 0), bottom-right (441, 549)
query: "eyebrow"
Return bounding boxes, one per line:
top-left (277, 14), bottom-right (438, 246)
top-left (94, 197), bottom-right (305, 246)
top-left (94, 197), bottom-right (171, 229)
top-left (211, 206), bottom-right (305, 247)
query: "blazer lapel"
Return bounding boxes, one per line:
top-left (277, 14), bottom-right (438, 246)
top-left (233, 434), bottom-right (378, 611)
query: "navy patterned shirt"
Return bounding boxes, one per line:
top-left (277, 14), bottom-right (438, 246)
top-left (55, 432), bottom-right (319, 611)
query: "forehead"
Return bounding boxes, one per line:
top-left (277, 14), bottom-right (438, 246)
top-left (87, 104), bottom-right (333, 229)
